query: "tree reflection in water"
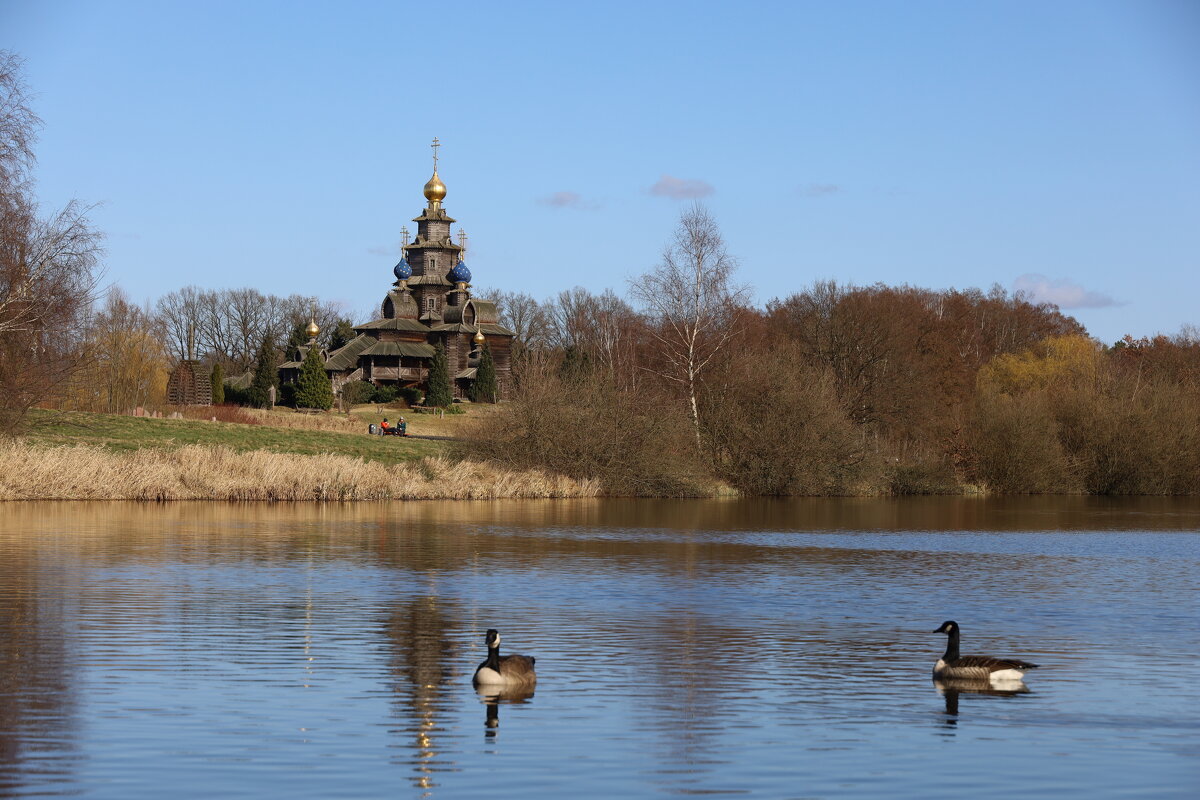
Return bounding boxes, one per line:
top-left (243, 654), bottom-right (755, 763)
top-left (0, 535), bottom-right (77, 794)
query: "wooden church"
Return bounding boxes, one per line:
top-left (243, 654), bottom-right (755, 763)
top-left (280, 140), bottom-right (514, 400)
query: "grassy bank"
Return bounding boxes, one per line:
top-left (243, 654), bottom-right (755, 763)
top-left (22, 408), bottom-right (444, 465)
top-left (0, 406), bottom-right (602, 501)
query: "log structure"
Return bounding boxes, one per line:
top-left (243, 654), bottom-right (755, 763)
top-left (166, 360), bottom-right (213, 406)
top-left (279, 139), bottom-right (515, 400)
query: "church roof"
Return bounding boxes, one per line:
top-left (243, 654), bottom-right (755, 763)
top-left (360, 341), bottom-right (437, 358)
top-left (356, 317), bottom-right (429, 332)
top-left (279, 343), bottom-right (324, 370)
top-left (468, 300), bottom-right (500, 324)
top-left (324, 334), bottom-right (376, 371)
top-left (411, 208), bottom-right (457, 224)
top-left (430, 322), bottom-right (515, 336)
top-left (225, 370), bottom-right (253, 390)
top-left (406, 274), bottom-right (453, 286)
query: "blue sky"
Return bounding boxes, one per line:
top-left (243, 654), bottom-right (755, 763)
top-left (4, 0), bottom-right (1198, 343)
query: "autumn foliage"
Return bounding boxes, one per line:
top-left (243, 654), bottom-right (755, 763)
top-left (472, 241), bottom-right (1197, 496)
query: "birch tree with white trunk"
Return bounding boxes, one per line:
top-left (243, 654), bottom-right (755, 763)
top-left (629, 204), bottom-right (747, 445)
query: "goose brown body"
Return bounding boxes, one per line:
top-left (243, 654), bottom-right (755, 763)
top-left (932, 621), bottom-right (1038, 681)
top-left (473, 629), bottom-right (537, 690)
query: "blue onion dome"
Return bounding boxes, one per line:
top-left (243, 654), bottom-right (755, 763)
top-left (393, 258), bottom-right (412, 280)
top-left (448, 259), bottom-right (472, 283)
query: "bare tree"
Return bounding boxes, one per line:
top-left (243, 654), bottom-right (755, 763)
top-left (0, 52), bottom-right (37, 192)
top-left (629, 204), bottom-right (747, 443)
top-left (0, 52), bottom-right (103, 431)
top-left (226, 288), bottom-right (271, 368)
top-left (156, 285), bottom-right (205, 360)
top-left (484, 288), bottom-right (550, 355)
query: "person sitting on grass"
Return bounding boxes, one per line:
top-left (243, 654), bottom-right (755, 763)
top-left (398, 417), bottom-right (407, 437)
top-left (380, 418), bottom-right (391, 435)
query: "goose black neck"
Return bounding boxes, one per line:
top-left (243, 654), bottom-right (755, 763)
top-left (943, 629), bottom-right (960, 661)
top-left (485, 644), bottom-right (501, 671)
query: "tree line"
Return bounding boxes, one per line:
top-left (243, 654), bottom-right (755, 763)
top-left (465, 206), bottom-right (1200, 497)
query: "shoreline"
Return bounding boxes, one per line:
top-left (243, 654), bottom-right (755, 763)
top-left (0, 440), bottom-right (602, 501)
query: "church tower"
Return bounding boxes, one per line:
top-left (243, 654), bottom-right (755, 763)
top-left (404, 137), bottom-right (465, 323)
top-left (291, 137), bottom-right (515, 403)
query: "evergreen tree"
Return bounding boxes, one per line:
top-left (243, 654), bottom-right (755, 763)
top-left (329, 318), bottom-right (356, 351)
top-left (248, 333), bottom-right (278, 408)
top-left (295, 345), bottom-right (333, 410)
top-left (285, 321), bottom-right (308, 361)
top-left (426, 341), bottom-right (453, 407)
top-left (470, 341), bottom-right (498, 403)
top-left (210, 363), bottom-right (225, 405)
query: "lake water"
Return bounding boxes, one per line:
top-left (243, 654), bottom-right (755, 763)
top-left (1, 498), bottom-right (1198, 798)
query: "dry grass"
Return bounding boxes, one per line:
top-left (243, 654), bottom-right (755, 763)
top-left (234, 403), bottom-right (498, 438)
top-left (241, 407), bottom-right (363, 433)
top-left (180, 404), bottom-right (263, 425)
top-left (0, 441), bottom-right (601, 501)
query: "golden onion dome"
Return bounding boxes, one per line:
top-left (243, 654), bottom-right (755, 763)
top-left (423, 170), bottom-right (447, 206)
top-left (306, 319), bottom-right (320, 338)
top-left (474, 329), bottom-right (486, 345)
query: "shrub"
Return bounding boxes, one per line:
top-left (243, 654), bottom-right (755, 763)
top-left (278, 382), bottom-right (297, 408)
top-left (459, 369), bottom-right (709, 496)
top-left (398, 386), bottom-right (424, 407)
top-left (968, 391), bottom-right (1079, 493)
top-left (700, 341), bottom-right (867, 495)
top-left (371, 384), bottom-right (397, 404)
top-left (340, 381), bottom-right (375, 406)
top-left (223, 384), bottom-right (252, 407)
top-left (885, 459), bottom-right (959, 495)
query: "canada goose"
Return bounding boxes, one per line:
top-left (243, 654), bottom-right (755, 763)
top-left (473, 629), bottom-right (537, 690)
top-left (932, 621), bottom-right (1038, 683)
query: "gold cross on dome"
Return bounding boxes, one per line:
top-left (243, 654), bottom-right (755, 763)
top-left (458, 228), bottom-right (468, 259)
top-left (431, 137), bottom-right (441, 171)
top-left (400, 226), bottom-right (409, 251)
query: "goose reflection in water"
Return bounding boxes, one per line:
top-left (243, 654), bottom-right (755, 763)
top-left (477, 688), bottom-right (535, 739)
top-left (934, 677), bottom-right (1030, 725)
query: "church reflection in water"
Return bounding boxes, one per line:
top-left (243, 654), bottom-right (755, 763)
top-left (383, 592), bottom-right (465, 796)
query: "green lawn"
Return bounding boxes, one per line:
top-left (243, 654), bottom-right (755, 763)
top-left (21, 409), bottom-right (446, 465)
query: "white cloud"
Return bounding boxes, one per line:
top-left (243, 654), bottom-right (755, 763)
top-left (800, 183), bottom-right (840, 197)
top-left (538, 191), bottom-right (598, 210)
top-left (1012, 274), bottom-right (1119, 309)
top-left (648, 174), bottom-right (714, 199)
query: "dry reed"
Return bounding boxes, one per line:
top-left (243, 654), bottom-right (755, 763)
top-left (0, 441), bottom-right (601, 501)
